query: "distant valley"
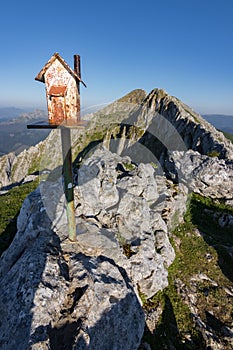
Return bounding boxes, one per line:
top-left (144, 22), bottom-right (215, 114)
top-left (202, 114), bottom-right (233, 134)
top-left (0, 107), bottom-right (232, 156)
top-left (0, 108), bottom-right (49, 155)
top-left (0, 107), bottom-right (26, 121)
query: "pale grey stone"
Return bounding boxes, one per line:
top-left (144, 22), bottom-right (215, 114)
top-left (73, 148), bottom-right (173, 298)
top-left (154, 230), bottom-right (175, 267)
top-left (0, 188), bottom-right (144, 350)
top-left (1, 87), bottom-right (233, 349)
top-left (76, 149), bottom-right (121, 216)
top-left (165, 150), bottom-right (233, 200)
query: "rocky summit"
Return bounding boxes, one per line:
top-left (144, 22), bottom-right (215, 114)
top-left (0, 88), bottom-right (233, 349)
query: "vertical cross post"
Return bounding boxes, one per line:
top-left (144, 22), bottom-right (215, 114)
top-left (61, 126), bottom-right (76, 241)
top-left (31, 53), bottom-right (87, 242)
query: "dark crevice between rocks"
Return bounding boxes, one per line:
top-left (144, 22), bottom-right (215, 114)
top-left (78, 213), bottom-right (102, 228)
top-left (116, 162), bottom-right (134, 180)
top-left (143, 294), bottom-right (206, 350)
top-left (58, 259), bottom-right (70, 282)
top-left (205, 311), bottom-right (233, 338)
top-left (122, 243), bottom-right (137, 259)
top-left (61, 285), bottom-right (88, 316)
top-left (48, 320), bottom-right (82, 350)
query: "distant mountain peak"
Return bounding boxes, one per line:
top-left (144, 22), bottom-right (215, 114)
top-left (116, 89), bottom-right (147, 104)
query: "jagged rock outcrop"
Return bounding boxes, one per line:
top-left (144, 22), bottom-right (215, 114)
top-left (165, 149), bottom-right (233, 203)
top-left (73, 148), bottom-right (175, 297)
top-left (0, 146), bottom-right (178, 349)
top-left (102, 88), bottom-right (233, 166)
top-left (1, 87), bottom-right (233, 190)
top-left (1, 87), bottom-right (233, 349)
top-left (39, 148), bottom-right (176, 299)
top-left (0, 142), bottom-right (190, 348)
top-left (0, 152), bottom-right (16, 189)
top-left (142, 89), bottom-right (233, 159)
top-left (0, 184), bottom-right (145, 350)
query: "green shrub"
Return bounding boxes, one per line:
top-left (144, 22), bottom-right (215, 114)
top-left (0, 180), bottom-right (39, 256)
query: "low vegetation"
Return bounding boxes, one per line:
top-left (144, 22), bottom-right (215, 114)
top-left (223, 130), bottom-right (233, 143)
top-left (0, 112), bottom-right (232, 347)
top-left (207, 150), bottom-right (220, 157)
top-left (142, 193), bottom-right (233, 349)
top-left (0, 180), bottom-right (39, 256)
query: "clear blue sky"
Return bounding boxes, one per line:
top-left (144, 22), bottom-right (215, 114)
top-left (0, 0), bottom-right (233, 114)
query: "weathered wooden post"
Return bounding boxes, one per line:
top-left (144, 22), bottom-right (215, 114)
top-left (60, 126), bottom-right (76, 241)
top-left (27, 53), bottom-right (87, 241)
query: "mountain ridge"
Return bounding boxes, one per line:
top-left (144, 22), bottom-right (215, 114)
top-left (0, 88), bottom-right (233, 349)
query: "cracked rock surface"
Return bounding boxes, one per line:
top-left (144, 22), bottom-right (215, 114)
top-left (0, 148), bottom-right (178, 349)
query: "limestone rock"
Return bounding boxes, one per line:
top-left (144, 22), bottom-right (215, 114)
top-left (74, 148), bottom-right (174, 297)
top-left (143, 89), bottom-right (233, 160)
top-left (0, 188), bottom-right (144, 350)
top-left (154, 230), bottom-right (175, 267)
top-left (1, 87), bottom-right (233, 349)
top-left (165, 150), bottom-right (233, 200)
top-left (0, 147), bottom-right (179, 349)
top-left (76, 150), bottom-right (121, 216)
top-left (0, 152), bottom-right (16, 188)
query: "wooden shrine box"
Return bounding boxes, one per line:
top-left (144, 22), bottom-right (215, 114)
top-left (35, 52), bottom-right (86, 125)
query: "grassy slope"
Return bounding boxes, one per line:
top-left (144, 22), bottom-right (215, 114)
top-left (142, 193), bottom-right (233, 349)
top-left (223, 130), bottom-right (233, 143)
top-left (0, 180), bottom-right (39, 256)
top-left (0, 123), bottom-right (232, 348)
top-left (141, 130), bottom-right (233, 349)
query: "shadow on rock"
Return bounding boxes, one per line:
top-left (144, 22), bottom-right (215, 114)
top-left (0, 186), bottom-right (145, 349)
top-left (144, 294), bottom-right (206, 350)
top-left (0, 188), bottom-right (61, 349)
top-left (189, 196), bottom-right (233, 283)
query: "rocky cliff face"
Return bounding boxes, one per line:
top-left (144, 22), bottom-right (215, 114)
top-left (0, 146), bottom-right (177, 349)
top-left (0, 88), bottom-right (233, 349)
top-left (144, 89), bottom-right (233, 159)
top-left (1, 88), bottom-right (232, 190)
top-left (102, 88), bottom-right (233, 166)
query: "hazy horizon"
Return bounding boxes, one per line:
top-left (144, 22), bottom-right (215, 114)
top-left (1, 101), bottom-right (233, 117)
top-left (1, 1), bottom-right (233, 115)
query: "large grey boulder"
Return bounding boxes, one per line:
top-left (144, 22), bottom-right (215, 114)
top-left (165, 150), bottom-right (233, 201)
top-left (0, 147), bottom-right (178, 349)
top-left (74, 148), bottom-right (174, 298)
top-left (0, 186), bottom-right (145, 350)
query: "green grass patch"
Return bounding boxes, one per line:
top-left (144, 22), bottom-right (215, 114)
top-left (188, 193), bottom-right (233, 247)
top-left (142, 193), bottom-right (233, 349)
top-left (222, 131), bottom-right (233, 143)
top-left (142, 281), bottom-right (205, 349)
top-left (150, 162), bottom-right (158, 170)
top-left (122, 162), bottom-right (135, 171)
top-left (27, 154), bottom-right (42, 175)
top-left (0, 180), bottom-right (39, 256)
top-left (207, 150), bottom-right (220, 158)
